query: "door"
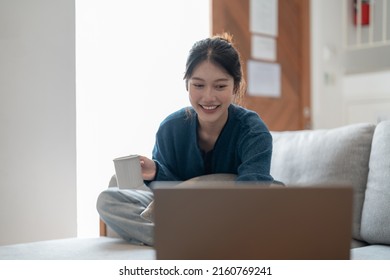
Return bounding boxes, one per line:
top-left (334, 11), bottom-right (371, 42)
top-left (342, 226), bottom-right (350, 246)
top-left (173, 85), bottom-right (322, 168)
top-left (212, 0), bottom-right (311, 131)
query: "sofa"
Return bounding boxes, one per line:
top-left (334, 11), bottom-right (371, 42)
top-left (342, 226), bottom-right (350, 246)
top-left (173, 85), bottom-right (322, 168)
top-left (0, 120), bottom-right (389, 260)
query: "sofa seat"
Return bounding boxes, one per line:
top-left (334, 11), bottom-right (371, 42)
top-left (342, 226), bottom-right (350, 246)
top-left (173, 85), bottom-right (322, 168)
top-left (2, 236), bottom-right (389, 260)
top-left (351, 245), bottom-right (390, 260)
top-left (0, 237), bottom-right (155, 260)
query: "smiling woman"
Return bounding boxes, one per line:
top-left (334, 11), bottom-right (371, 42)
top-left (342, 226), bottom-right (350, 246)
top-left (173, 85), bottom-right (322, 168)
top-left (76, 0), bottom-right (210, 237)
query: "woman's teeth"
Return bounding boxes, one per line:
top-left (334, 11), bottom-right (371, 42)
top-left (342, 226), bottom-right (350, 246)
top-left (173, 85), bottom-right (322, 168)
top-left (201, 105), bottom-right (218, 110)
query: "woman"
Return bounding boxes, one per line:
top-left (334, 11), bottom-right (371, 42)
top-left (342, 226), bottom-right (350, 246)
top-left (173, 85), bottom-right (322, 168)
top-left (97, 33), bottom-right (275, 246)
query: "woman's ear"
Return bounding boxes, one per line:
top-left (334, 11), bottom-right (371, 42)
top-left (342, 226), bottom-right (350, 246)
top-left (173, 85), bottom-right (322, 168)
top-left (185, 80), bottom-right (189, 91)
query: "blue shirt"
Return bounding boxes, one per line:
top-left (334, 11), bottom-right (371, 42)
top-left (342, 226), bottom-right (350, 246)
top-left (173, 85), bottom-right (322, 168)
top-left (151, 104), bottom-right (274, 182)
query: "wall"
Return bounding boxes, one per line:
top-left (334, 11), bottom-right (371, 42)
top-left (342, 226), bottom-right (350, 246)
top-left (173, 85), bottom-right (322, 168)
top-left (0, 0), bottom-right (77, 245)
top-left (310, 0), bottom-right (346, 129)
top-left (343, 70), bottom-right (390, 124)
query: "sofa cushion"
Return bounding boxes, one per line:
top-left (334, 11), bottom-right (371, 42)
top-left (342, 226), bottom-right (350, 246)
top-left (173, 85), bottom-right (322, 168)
top-left (0, 237), bottom-right (155, 260)
top-left (351, 245), bottom-right (390, 260)
top-left (361, 120), bottom-right (390, 244)
top-left (270, 123), bottom-right (376, 240)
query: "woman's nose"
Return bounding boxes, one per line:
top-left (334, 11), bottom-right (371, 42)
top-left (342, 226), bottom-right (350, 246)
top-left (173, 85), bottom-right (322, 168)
top-left (203, 86), bottom-right (215, 100)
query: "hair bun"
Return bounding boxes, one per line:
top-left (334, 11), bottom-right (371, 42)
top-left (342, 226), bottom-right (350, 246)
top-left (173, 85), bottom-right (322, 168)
top-left (213, 32), bottom-right (234, 44)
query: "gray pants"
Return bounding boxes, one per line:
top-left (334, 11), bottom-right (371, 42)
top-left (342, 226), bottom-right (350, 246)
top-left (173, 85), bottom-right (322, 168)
top-left (96, 187), bottom-right (154, 246)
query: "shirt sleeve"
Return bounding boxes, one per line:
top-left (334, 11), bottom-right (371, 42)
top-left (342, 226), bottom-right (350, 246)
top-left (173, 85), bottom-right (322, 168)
top-left (150, 124), bottom-right (181, 182)
top-left (236, 130), bottom-right (274, 182)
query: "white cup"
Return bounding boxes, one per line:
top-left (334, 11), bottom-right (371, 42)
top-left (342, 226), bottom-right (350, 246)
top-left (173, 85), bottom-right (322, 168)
top-left (113, 155), bottom-right (144, 189)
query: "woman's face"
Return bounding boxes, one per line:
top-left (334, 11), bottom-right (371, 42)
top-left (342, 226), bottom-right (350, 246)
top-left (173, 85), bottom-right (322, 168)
top-left (187, 60), bottom-right (234, 127)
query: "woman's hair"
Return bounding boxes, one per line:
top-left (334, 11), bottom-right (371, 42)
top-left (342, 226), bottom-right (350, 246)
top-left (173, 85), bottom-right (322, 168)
top-left (183, 33), bottom-right (246, 105)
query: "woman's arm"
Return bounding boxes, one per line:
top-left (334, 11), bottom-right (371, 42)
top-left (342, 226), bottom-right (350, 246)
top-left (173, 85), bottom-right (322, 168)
top-left (236, 131), bottom-right (274, 182)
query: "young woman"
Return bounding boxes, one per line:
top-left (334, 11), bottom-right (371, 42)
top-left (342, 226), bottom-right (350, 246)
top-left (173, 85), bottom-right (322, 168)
top-left (97, 34), bottom-right (276, 246)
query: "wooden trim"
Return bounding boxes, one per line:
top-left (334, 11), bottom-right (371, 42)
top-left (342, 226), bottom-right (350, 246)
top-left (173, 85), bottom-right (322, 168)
top-left (300, 0), bottom-right (312, 129)
top-left (99, 219), bottom-right (107, 237)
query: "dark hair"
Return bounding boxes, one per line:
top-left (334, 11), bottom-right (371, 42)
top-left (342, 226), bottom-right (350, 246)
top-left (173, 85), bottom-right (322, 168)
top-left (183, 33), bottom-right (245, 105)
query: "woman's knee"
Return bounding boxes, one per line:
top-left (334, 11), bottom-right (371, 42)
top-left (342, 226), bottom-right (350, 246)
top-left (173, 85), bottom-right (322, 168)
top-left (96, 189), bottom-right (115, 215)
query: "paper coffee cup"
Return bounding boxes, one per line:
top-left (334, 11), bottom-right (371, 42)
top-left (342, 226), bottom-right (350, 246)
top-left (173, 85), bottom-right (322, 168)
top-left (113, 155), bottom-right (144, 189)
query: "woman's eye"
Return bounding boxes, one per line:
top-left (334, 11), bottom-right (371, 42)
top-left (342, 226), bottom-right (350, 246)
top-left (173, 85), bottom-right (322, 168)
top-left (193, 84), bottom-right (204, 88)
top-left (215, 85), bottom-right (227, 90)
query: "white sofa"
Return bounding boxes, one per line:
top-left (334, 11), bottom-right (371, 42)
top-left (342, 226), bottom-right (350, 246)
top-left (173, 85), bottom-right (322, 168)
top-left (1, 120), bottom-right (389, 260)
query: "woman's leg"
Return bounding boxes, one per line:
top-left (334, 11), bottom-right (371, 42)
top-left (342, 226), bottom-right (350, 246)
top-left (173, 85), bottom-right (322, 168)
top-left (96, 187), bottom-right (154, 246)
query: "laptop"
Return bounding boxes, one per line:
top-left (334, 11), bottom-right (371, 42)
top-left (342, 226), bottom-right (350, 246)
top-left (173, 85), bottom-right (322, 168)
top-left (152, 182), bottom-right (353, 260)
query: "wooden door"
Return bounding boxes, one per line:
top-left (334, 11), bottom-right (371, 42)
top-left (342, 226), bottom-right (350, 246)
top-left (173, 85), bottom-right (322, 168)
top-left (212, 0), bottom-right (311, 131)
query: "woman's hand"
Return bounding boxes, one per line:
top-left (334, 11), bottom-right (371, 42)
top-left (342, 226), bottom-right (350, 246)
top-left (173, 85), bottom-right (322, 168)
top-left (139, 155), bottom-right (156, 181)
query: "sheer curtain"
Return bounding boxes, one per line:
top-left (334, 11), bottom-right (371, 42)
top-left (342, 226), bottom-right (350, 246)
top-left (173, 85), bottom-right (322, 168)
top-left (76, 0), bottom-right (210, 236)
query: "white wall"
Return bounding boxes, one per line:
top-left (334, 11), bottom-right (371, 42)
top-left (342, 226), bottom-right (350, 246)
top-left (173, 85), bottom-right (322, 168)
top-left (0, 0), bottom-right (77, 245)
top-left (343, 70), bottom-right (390, 124)
top-left (310, 0), bottom-right (346, 129)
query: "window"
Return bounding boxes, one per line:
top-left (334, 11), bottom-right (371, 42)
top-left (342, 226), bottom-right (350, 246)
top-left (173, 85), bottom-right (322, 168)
top-left (76, 0), bottom-right (210, 236)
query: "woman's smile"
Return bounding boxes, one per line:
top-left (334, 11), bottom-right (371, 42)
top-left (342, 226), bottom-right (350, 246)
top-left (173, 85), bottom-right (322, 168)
top-left (199, 104), bottom-right (220, 113)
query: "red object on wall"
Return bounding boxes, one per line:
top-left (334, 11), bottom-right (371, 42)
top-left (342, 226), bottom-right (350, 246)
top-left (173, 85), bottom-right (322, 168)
top-left (354, 0), bottom-right (370, 26)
